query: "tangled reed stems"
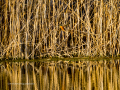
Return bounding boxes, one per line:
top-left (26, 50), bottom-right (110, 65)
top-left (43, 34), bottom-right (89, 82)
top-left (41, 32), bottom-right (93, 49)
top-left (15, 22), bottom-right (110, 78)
top-left (0, 0), bottom-right (119, 59)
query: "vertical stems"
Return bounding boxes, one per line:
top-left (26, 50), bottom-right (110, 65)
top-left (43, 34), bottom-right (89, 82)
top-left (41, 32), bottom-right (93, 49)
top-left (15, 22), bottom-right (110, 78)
top-left (25, 0), bottom-right (29, 59)
top-left (109, 7), bottom-right (112, 56)
top-left (77, 0), bottom-right (80, 57)
top-left (81, 0), bottom-right (83, 55)
top-left (33, 26), bottom-right (35, 59)
top-left (71, 0), bottom-right (74, 54)
top-left (0, 0), bottom-right (120, 59)
top-left (39, 0), bottom-right (42, 57)
top-left (84, 0), bottom-right (90, 56)
top-left (100, 0), bottom-right (103, 56)
top-left (12, 1), bottom-right (15, 59)
top-left (103, 4), bottom-right (106, 56)
top-left (16, 0), bottom-right (21, 58)
top-left (52, 0), bottom-right (55, 56)
top-left (118, 15), bottom-right (120, 55)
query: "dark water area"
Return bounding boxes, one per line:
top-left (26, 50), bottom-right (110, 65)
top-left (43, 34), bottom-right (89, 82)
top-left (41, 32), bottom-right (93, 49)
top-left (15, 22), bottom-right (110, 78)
top-left (0, 59), bottom-right (120, 90)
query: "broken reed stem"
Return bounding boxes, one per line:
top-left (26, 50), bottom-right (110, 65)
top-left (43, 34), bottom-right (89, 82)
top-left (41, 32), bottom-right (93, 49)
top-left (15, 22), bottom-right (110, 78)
top-left (0, 0), bottom-right (119, 59)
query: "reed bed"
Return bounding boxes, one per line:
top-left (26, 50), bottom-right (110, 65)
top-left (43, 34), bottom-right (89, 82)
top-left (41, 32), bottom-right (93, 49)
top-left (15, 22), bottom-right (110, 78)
top-left (0, 0), bottom-right (119, 59)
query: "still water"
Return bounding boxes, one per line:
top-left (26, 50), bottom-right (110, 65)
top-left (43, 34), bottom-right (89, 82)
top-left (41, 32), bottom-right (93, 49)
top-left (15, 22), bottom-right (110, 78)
top-left (0, 59), bottom-right (120, 90)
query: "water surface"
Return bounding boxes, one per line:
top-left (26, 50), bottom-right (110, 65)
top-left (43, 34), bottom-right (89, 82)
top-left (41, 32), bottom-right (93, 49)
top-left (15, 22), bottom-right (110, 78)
top-left (0, 59), bottom-right (120, 90)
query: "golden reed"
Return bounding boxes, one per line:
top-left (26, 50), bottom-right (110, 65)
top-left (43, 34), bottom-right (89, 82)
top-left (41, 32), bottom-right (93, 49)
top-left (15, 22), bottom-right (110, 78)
top-left (0, 0), bottom-right (119, 59)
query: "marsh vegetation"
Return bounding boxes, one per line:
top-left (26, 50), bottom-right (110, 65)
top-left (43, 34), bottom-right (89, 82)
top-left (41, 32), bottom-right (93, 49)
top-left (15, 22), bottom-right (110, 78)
top-left (0, 0), bottom-right (119, 59)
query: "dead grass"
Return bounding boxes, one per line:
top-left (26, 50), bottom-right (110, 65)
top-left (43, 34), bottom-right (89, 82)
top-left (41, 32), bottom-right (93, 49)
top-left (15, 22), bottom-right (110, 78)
top-left (0, 0), bottom-right (119, 59)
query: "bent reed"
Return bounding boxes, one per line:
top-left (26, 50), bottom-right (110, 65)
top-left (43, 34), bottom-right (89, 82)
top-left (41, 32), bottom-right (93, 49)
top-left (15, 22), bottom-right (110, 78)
top-left (0, 0), bottom-right (119, 60)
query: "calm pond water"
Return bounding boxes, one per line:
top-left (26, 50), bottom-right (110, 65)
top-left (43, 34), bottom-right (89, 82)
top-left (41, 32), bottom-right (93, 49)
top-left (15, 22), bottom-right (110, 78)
top-left (0, 59), bottom-right (120, 90)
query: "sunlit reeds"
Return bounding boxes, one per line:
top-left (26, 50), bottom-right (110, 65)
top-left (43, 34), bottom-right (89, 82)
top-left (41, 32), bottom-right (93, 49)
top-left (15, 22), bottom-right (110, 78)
top-left (0, 0), bottom-right (119, 59)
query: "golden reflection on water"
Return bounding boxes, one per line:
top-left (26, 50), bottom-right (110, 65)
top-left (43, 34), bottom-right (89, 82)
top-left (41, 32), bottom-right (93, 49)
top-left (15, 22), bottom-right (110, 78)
top-left (0, 59), bottom-right (120, 90)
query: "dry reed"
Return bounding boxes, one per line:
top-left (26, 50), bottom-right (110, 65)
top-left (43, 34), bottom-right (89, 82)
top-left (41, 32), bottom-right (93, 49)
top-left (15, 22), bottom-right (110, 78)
top-left (0, 0), bottom-right (119, 59)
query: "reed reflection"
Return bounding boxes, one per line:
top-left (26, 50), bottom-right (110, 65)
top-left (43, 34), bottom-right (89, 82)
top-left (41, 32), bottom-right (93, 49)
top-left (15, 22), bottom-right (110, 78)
top-left (0, 59), bottom-right (120, 90)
